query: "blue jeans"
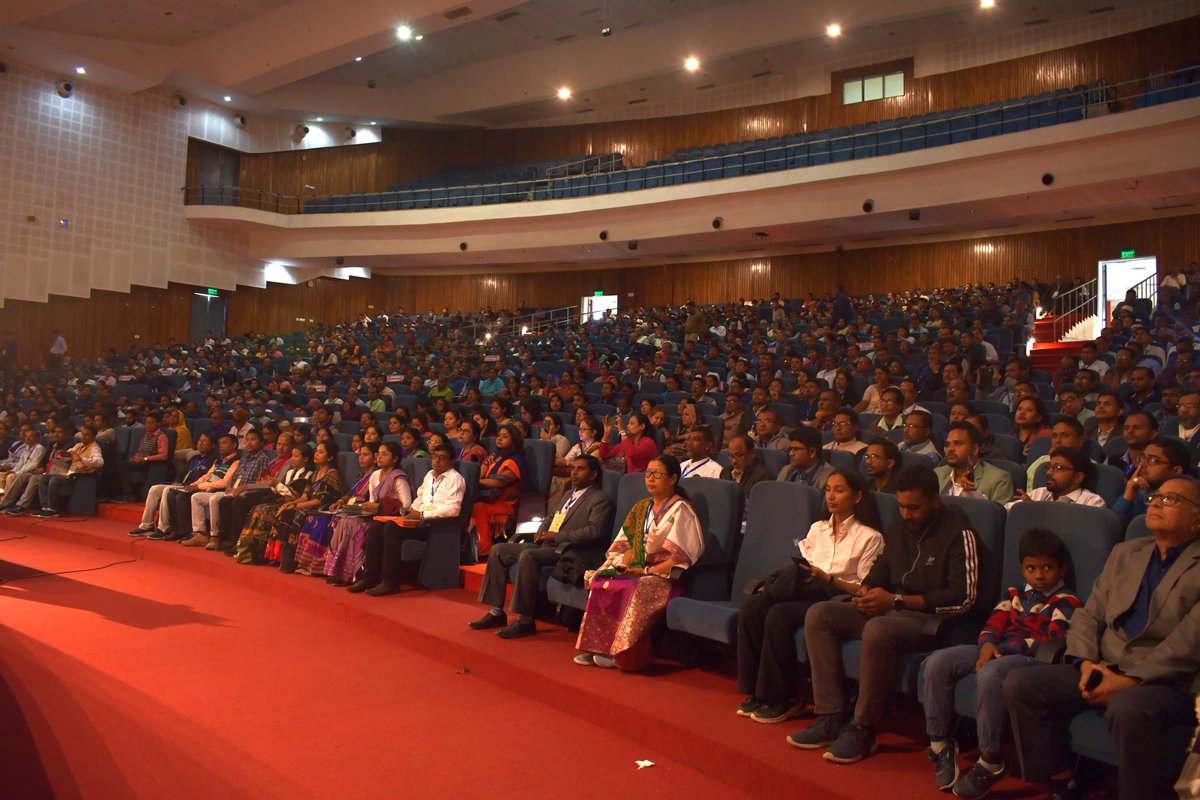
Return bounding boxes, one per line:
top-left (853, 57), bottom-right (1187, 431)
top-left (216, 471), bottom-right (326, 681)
top-left (921, 644), bottom-right (1037, 753)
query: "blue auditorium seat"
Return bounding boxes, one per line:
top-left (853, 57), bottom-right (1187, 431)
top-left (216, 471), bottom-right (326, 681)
top-left (851, 129), bottom-right (877, 159)
top-left (702, 156), bottom-right (724, 180)
top-left (901, 120), bottom-right (927, 152)
top-left (666, 482), bottom-right (822, 644)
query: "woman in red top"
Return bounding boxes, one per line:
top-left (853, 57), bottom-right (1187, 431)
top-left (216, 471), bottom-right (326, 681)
top-left (599, 412), bottom-right (659, 474)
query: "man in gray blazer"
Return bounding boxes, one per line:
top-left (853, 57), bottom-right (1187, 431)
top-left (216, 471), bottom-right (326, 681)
top-left (777, 426), bottom-right (835, 489)
top-left (1004, 475), bottom-right (1200, 800)
top-left (469, 454), bottom-right (613, 639)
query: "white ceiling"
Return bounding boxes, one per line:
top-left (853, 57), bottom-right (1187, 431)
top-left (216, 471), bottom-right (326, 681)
top-left (2, 0), bottom-right (1195, 127)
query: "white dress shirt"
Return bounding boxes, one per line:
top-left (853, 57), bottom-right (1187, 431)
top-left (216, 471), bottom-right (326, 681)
top-left (410, 468), bottom-right (466, 519)
top-left (1004, 486), bottom-right (1106, 510)
top-left (679, 457), bottom-right (723, 479)
top-left (798, 515), bottom-right (885, 583)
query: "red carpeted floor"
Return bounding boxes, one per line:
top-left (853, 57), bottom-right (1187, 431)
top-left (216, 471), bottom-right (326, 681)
top-left (0, 510), bottom-right (1049, 799)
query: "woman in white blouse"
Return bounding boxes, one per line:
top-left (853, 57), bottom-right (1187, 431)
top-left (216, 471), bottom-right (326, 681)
top-left (735, 468), bottom-right (885, 723)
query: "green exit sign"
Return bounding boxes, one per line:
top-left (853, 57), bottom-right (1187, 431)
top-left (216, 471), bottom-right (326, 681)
top-left (1120, 249), bottom-right (1136, 259)
top-left (594, 290), bottom-right (604, 296)
top-left (206, 287), bottom-right (219, 296)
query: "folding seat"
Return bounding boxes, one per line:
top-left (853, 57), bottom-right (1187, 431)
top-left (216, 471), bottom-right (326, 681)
top-left (925, 114), bottom-right (951, 147)
top-left (625, 168), bottom-right (646, 191)
top-left (702, 156), bottom-right (724, 180)
top-left (550, 177), bottom-right (571, 199)
top-left (666, 482), bottom-right (822, 643)
top-left (949, 108), bottom-right (977, 143)
top-left (445, 187), bottom-right (465, 207)
top-left (975, 104), bottom-right (1003, 138)
top-left (606, 172), bottom-right (626, 193)
top-left (588, 174), bottom-right (609, 195)
top-left (569, 176), bottom-right (589, 197)
top-left (399, 460), bottom-right (479, 589)
top-left (1029, 93), bottom-right (1057, 128)
top-left (721, 153), bottom-right (744, 178)
top-left (762, 142), bottom-right (787, 171)
top-left (808, 137), bottom-right (831, 165)
top-left (851, 129), bottom-right (877, 159)
top-left (517, 439), bottom-right (555, 523)
top-left (770, 402), bottom-right (797, 427)
top-left (900, 120), bottom-right (927, 152)
top-left (1001, 99), bottom-right (1031, 133)
top-left (877, 126), bottom-right (902, 155)
top-left (742, 148), bottom-right (766, 174)
top-left (984, 413), bottom-right (1016, 436)
top-left (829, 129), bottom-right (853, 162)
top-left (662, 163), bottom-right (685, 186)
top-left (411, 188), bottom-right (432, 208)
top-left (681, 160), bottom-right (705, 183)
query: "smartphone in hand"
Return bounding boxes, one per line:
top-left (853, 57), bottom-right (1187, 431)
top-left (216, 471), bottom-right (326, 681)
top-left (1084, 667), bottom-right (1103, 692)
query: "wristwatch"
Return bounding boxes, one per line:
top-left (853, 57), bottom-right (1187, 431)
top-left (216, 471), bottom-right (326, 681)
top-left (893, 592), bottom-right (904, 609)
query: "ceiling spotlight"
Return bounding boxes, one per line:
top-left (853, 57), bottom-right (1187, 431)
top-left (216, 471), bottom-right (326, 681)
top-left (826, 23), bottom-right (842, 37)
top-left (980, 0), bottom-right (996, 7)
top-left (396, 25), bottom-right (413, 41)
top-left (74, 65), bottom-right (86, 75)
top-left (223, 95), bottom-right (232, 102)
top-left (557, 87), bottom-right (572, 100)
top-left (369, 121), bottom-right (377, 126)
top-left (600, 26), bottom-right (612, 37)
top-left (354, 56), bottom-right (363, 62)
top-left (315, 116), bottom-right (324, 122)
top-left (684, 56), bottom-right (700, 72)
top-left (414, 34), bottom-right (423, 41)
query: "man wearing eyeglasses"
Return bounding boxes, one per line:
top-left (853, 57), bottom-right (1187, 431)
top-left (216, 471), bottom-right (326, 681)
top-left (1004, 475), bottom-right (1200, 800)
top-left (778, 427), bottom-right (835, 489)
top-left (1113, 437), bottom-right (1189, 524)
top-left (720, 434), bottom-right (771, 511)
top-left (823, 408), bottom-right (867, 458)
top-left (897, 410), bottom-right (941, 466)
top-left (863, 439), bottom-right (900, 494)
top-left (1007, 448), bottom-right (1105, 509)
top-left (1171, 392), bottom-right (1200, 453)
top-left (1107, 411), bottom-right (1159, 478)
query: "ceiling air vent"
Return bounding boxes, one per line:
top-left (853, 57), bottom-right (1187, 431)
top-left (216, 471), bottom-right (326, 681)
top-left (1055, 215), bottom-right (1095, 223)
top-left (696, 83), bottom-right (715, 91)
top-left (1088, 6), bottom-right (1115, 14)
top-left (1023, 17), bottom-right (1049, 26)
top-left (554, 33), bottom-right (577, 42)
top-left (628, 98), bottom-right (648, 105)
top-left (443, 6), bottom-right (472, 20)
top-left (1152, 203), bottom-right (1195, 211)
top-left (751, 70), bottom-right (772, 79)
top-left (494, 11), bottom-right (519, 22)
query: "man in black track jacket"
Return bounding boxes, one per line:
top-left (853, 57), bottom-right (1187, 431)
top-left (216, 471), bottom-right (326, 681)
top-left (787, 464), bottom-right (979, 765)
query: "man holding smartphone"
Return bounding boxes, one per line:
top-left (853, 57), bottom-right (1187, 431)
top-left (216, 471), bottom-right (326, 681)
top-left (934, 422), bottom-right (1013, 504)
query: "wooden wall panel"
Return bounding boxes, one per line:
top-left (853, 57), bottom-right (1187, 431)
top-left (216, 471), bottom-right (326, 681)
top-left (0, 284), bottom-right (194, 367)
top-left (5, 215), bottom-right (1197, 362)
top-left (210, 17), bottom-right (1200, 194)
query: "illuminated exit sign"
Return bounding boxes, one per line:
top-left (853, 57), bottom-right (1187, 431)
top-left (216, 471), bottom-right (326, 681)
top-left (1120, 249), bottom-right (1136, 259)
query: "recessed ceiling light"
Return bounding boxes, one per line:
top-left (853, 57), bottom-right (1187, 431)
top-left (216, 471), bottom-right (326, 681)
top-left (980, 0), bottom-right (996, 7)
top-left (684, 56), bottom-right (700, 72)
top-left (414, 34), bottom-right (423, 41)
top-left (223, 95), bottom-right (232, 102)
top-left (74, 65), bottom-right (86, 75)
top-left (557, 87), bottom-right (572, 100)
top-left (354, 56), bottom-right (363, 62)
top-left (396, 25), bottom-right (413, 41)
top-left (826, 23), bottom-right (842, 37)
top-left (369, 121), bottom-right (377, 126)
top-left (315, 116), bottom-right (324, 122)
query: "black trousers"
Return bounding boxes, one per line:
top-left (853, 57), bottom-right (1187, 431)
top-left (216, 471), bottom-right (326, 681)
top-left (477, 541), bottom-right (559, 617)
top-left (737, 591), bottom-right (823, 702)
top-left (216, 490), bottom-right (271, 544)
top-left (170, 488), bottom-right (195, 533)
top-left (361, 521), bottom-right (428, 589)
top-left (1004, 663), bottom-right (1196, 799)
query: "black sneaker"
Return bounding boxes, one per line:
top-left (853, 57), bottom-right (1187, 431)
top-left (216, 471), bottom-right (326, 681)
top-left (736, 696), bottom-right (762, 717)
top-left (128, 527), bottom-right (153, 536)
top-left (786, 713), bottom-right (849, 750)
top-left (927, 740), bottom-right (960, 791)
top-left (751, 699), bottom-right (803, 724)
top-left (146, 530), bottom-right (167, 540)
top-left (823, 721), bottom-right (877, 764)
top-left (953, 760), bottom-right (1005, 799)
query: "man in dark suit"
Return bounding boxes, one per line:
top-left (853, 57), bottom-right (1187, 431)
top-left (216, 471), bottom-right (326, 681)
top-left (1004, 475), bottom-right (1200, 800)
top-left (469, 455), bottom-right (613, 639)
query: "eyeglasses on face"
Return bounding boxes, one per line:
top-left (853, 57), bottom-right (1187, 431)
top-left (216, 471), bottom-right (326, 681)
top-left (832, 420), bottom-right (853, 428)
top-left (1047, 463), bottom-right (1076, 473)
top-left (1146, 491), bottom-right (1200, 509)
top-left (644, 470), bottom-right (669, 479)
top-left (1137, 454), bottom-right (1165, 466)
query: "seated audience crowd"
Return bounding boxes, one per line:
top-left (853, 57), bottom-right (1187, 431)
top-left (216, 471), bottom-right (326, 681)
top-left (2, 274), bottom-right (1199, 799)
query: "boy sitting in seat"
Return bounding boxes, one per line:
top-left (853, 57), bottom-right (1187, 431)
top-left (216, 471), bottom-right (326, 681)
top-left (920, 527), bottom-right (1080, 798)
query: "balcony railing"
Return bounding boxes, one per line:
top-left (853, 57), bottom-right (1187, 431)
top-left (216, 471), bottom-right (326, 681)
top-left (182, 66), bottom-right (1199, 216)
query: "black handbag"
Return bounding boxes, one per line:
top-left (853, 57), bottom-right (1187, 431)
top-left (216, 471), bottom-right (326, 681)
top-left (758, 565), bottom-right (840, 604)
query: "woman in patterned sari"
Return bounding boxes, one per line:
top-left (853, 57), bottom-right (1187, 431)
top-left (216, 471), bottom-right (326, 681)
top-left (234, 444), bottom-right (314, 564)
top-left (467, 422), bottom-right (526, 560)
top-left (574, 454), bottom-right (704, 672)
top-left (323, 442), bottom-right (412, 585)
top-left (264, 441), bottom-right (342, 572)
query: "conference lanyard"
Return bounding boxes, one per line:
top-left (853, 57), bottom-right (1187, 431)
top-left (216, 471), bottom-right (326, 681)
top-left (429, 473), bottom-right (445, 502)
top-left (560, 489), bottom-right (585, 515)
top-left (644, 496), bottom-right (679, 534)
top-left (681, 458), bottom-right (710, 478)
